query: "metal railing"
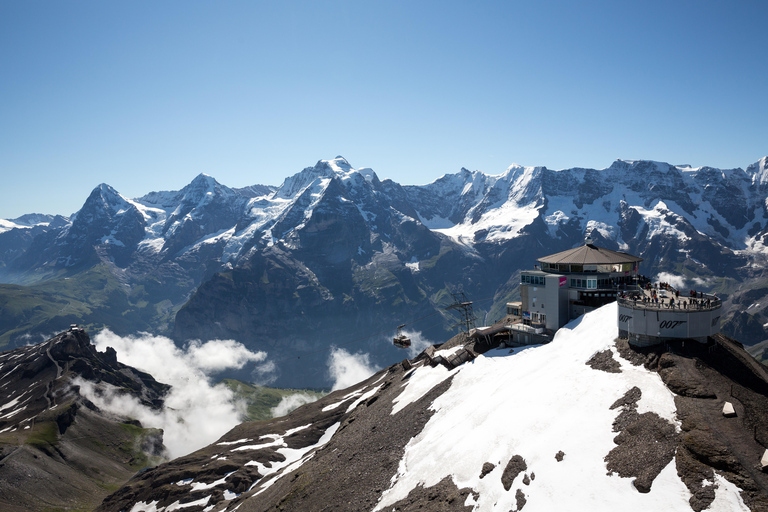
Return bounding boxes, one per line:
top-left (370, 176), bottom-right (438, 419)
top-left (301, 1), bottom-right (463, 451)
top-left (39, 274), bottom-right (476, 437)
top-left (618, 291), bottom-right (721, 312)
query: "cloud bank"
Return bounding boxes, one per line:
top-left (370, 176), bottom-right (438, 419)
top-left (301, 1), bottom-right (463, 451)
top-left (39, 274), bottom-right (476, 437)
top-left (81, 330), bottom-right (268, 458)
top-left (270, 393), bottom-right (318, 418)
top-left (653, 272), bottom-right (711, 291)
top-left (327, 347), bottom-right (379, 391)
top-left (401, 329), bottom-right (435, 358)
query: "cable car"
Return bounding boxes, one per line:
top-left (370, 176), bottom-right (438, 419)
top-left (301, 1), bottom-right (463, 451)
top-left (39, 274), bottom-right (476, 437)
top-left (393, 324), bottom-right (411, 349)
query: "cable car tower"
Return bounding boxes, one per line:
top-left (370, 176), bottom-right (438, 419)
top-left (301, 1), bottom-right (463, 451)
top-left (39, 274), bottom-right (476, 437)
top-left (446, 291), bottom-right (477, 334)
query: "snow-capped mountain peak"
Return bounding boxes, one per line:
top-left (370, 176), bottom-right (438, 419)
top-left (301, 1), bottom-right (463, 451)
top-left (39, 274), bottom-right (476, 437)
top-left (94, 183), bottom-right (133, 212)
top-left (327, 155), bottom-right (353, 173)
top-left (747, 156), bottom-right (768, 189)
top-left (0, 213), bottom-right (64, 234)
top-left (67, 184), bottom-right (138, 226)
top-left (357, 167), bottom-right (378, 183)
top-left (274, 157), bottom-right (378, 200)
top-left (274, 161), bottom-right (337, 199)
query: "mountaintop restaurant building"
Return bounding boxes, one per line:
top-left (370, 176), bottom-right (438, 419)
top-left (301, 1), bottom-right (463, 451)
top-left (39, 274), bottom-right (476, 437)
top-left (512, 238), bottom-right (642, 344)
top-left (509, 237), bottom-right (721, 347)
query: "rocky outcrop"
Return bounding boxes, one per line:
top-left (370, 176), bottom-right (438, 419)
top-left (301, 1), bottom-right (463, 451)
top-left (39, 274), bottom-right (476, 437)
top-left (97, 363), bottom-right (456, 512)
top-left (605, 387), bottom-right (678, 493)
top-left (0, 328), bottom-right (170, 512)
top-left (617, 334), bottom-right (768, 510)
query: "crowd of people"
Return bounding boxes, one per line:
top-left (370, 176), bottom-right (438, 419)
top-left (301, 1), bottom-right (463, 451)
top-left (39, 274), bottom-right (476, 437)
top-left (619, 281), bottom-right (717, 310)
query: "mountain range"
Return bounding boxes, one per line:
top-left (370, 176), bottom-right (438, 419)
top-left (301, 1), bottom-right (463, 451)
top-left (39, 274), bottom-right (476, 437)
top-left (2, 156), bottom-right (768, 387)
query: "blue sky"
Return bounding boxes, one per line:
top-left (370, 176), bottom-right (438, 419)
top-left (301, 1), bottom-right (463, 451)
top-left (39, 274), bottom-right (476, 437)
top-left (1, 1), bottom-right (766, 219)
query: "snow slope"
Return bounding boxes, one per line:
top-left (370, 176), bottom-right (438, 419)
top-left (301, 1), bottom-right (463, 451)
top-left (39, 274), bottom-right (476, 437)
top-left (376, 303), bottom-right (748, 511)
top-left (102, 303), bottom-right (758, 512)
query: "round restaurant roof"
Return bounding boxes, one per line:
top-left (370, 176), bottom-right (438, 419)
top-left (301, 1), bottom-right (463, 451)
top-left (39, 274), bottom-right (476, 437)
top-left (537, 244), bottom-right (643, 266)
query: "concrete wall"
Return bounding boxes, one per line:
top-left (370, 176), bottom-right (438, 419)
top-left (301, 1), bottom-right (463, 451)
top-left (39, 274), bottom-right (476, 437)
top-left (521, 273), bottom-right (569, 331)
top-left (618, 302), bottom-right (721, 346)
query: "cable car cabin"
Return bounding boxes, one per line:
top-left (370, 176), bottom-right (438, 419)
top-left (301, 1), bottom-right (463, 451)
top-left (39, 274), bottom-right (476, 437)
top-left (393, 324), bottom-right (411, 349)
top-left (393, 334), bottom-right (411, 349)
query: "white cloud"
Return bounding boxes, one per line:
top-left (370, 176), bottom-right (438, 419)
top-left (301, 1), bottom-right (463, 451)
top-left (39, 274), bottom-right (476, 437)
top-left (18, 332), bottom-right (57, 347)
top-left (270, 393), bottom-right (318, 418)
top-left (653, 272), bottom-right (712, 292)
top-left (251, 360), bottom-right (278, 386)
top-left (80, 330), bottom-right (270, 459)
top-left (653, 272), bottom-right (687, 290)
top-left (402, 330), bottom-right (435, 358)
top-left (184, 338), bottom-right (266, 373)
top-left (691, 276), bottom-right (710, 287)
top-left (327, 347), bottom-right (379, 391)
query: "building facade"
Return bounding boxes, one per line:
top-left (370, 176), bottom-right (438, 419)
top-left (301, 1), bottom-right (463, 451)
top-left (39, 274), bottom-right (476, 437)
top-left (617, 293), bottom-right (721, 346)
top-left (517, 240), bottom-right (642, 336)
top-left (508, 239), bottom-right (721, 347)
top-left (511, 238), bottom-right (643, 344)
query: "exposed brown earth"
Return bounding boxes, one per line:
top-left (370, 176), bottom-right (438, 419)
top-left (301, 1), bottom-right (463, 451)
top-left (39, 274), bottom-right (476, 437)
top-left (378, 477), bottom-right (475, 512)
top-left (586, 349), bottom-right (622, 373)
top-left (611, 334), bottom-right (768, 511)
top-left (501, 455), bottom-right (527, 492)
top-left (604, 386), bottom-right (678, 493)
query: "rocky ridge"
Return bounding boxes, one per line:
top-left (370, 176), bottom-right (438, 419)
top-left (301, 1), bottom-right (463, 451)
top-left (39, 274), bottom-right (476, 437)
top-left (96, 304), bottom-right (768, 512)
top-left (0, 328), bottom-right (170, 512)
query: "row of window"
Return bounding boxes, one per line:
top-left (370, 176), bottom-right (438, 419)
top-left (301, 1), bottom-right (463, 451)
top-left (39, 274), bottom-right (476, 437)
top-left (522, 275), bottom-right (629, 289)
top-left (541, 262), bottom-right (636, 273)
top-left (571, 278), bottom-right (598, 289)
top-left (521, 274), bottom-right (546, 286)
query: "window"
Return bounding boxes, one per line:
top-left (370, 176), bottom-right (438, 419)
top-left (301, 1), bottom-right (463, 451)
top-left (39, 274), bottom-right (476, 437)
top-left (522, 274), bottom-right (545, 286)
top-left (587, 279), bottom-right (597, 289)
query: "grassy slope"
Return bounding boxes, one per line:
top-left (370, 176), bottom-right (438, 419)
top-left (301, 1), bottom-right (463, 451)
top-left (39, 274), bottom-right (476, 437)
top-left (746, 339), bottom-right (768, 365)
top-left (222, 379), bottom-right (326, 422)
top-left (0, 264), bottom-right (181, 348)
top-left (0, 401), bottom-right (165, 512)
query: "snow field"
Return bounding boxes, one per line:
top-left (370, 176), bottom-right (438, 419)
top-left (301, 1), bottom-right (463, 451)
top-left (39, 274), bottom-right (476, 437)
top-left (376, 303), bottom-right (747, 511)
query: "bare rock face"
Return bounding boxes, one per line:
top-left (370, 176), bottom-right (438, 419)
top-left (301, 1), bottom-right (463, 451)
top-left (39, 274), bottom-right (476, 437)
top-left (515, 488), bottom-right (527, 510)
top-left (586, 349), bottom-right (622, 373)
top-left (479, 462), bottom-right (495, 479)
top-left (382, 477), bottom-right (475, 512)
top-left (0, 328), bottom-right (170, 512)
top-left (657, 354), bottom-right (717, 399)
top-left (618, 334), bottom-right (768, 511)
top-left (604, 385), bottom-right (678, 493)
top-left (501, 455), bottom-right (527, 492)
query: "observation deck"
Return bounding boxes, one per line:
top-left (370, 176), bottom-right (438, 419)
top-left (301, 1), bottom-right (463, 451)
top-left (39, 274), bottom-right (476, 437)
top-left (617, 285), bottom-right (722, 347)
